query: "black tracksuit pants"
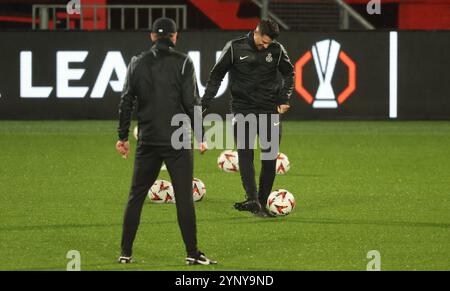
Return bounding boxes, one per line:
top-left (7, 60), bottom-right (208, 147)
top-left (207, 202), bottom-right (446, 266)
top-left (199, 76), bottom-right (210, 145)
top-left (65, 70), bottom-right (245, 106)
top-left (120, 144), bottom-right (198, 257)
top-left (233, 113), bottom-right (281, 206)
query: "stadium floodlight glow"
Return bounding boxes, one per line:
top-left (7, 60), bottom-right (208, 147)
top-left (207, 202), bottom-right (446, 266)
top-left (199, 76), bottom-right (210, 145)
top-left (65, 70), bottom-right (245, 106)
top-left (389, 31), bottom-right (398, 119)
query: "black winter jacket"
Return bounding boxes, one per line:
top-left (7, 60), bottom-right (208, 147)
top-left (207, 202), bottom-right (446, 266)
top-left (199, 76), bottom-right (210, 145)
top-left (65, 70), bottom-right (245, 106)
top-left (202, 31), bottom-right (295, 113)
top-left (118, 38), bottom-right (202, 145)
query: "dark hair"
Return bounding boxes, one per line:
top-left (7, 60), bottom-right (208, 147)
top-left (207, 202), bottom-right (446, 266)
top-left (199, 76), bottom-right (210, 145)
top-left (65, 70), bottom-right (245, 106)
top-left (257, 19), bottom-right (280, 40)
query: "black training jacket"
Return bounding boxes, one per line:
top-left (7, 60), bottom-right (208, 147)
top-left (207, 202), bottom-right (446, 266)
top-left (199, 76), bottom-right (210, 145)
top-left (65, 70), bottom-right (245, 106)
top-left (202, 31), bottom-right (295, 113)
top-left (118, 38), bottom-right (202, 145)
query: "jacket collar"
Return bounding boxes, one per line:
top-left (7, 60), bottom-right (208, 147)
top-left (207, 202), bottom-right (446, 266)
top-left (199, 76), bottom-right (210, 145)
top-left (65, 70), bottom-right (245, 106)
top-left (153, 37), bottom-right (175, 51)
top-left (247, 31), bottom-right (258, 51)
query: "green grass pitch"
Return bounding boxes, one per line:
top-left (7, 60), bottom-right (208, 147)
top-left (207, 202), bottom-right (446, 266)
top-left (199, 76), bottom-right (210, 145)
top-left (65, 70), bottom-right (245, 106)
top-left (0, 121), bottom-right (449, 271)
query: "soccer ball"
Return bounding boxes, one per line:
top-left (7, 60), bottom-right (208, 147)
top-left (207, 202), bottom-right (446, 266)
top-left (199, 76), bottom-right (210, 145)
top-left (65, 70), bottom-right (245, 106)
top-left (266, 189), bottom-right (296, 216)
top-left (276, 153), bottom-right (290, 175)
top-left (148, 180), bottom-right (175, 204)
top-left (217, 150), bottom-right (239, 172)
top-left (133, 126), bottom-right (138, 140)
top-left (192, 178), bottom-right (206, 202)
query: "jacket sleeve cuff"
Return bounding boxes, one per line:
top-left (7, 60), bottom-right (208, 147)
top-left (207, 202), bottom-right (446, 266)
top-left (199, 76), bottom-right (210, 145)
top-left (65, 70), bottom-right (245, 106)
top-left (118, 132), bottom-right (129, 141)
top-left (276, 98), bottom-right (290, 106)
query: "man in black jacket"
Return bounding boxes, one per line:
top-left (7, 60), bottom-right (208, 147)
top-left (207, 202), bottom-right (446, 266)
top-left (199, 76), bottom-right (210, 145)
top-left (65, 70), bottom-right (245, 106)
top-left (202, 19), bottom-right (295, 217)
top-left (116, 18), bottom-right (216, 265)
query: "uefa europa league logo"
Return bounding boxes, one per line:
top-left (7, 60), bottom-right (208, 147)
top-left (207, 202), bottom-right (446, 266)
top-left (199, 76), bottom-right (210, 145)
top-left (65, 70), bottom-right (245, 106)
top-left (295, 39), bottom-right (356, 109)
top-left (311, 39), bottom-right (341, 108)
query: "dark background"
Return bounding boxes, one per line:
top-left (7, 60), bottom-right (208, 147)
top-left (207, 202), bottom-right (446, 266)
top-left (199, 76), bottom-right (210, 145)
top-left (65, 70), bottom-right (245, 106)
top-left (0, 31), bottom-right (448, 120)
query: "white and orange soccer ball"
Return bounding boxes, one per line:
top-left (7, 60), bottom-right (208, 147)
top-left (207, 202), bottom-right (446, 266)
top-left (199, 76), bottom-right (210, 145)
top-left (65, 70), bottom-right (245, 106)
top-left (192, 178), bottom-right (206, 202)
top-left (148, 180), bottom-right (175, 204)
top-left (276, 153), bottom-right (291, 175)
top-left (217, 150), bottom-right (239, 173)
top-left (266, 189), bottom-right (296, 216)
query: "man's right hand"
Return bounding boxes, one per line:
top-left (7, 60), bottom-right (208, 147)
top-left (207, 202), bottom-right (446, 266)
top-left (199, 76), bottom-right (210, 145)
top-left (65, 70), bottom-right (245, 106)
top-left (116, 140), bottom-right (130, 159)
top-left (277, 104), bottom-right (290, 114)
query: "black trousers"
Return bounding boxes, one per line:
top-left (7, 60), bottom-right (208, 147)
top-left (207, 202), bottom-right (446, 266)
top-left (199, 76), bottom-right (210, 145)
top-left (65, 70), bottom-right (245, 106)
top-left (233, 113), bottom-right (281, 205)
top-left (120, 144), bottom-right (198, 257)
